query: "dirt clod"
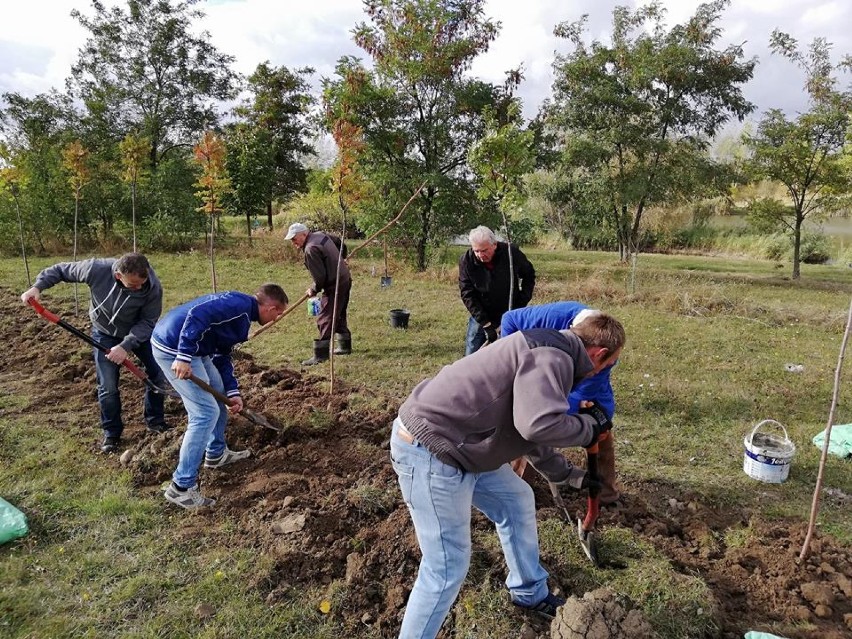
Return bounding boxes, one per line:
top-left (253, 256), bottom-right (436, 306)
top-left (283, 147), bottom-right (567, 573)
top-left (550, 588), bottom-right (656, 639)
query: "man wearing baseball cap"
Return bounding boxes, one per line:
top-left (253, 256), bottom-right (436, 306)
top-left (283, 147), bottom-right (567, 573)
top-left (284, 222), bottom-right (352, 365)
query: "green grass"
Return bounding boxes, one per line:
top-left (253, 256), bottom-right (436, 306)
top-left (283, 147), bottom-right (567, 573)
top-left (1, 243), bottom-right (851, 638)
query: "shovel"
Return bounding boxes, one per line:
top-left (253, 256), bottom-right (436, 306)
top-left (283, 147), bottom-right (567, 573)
top-left (27, 298), bottom-right (180, 399)
top-left (380, 238), bottom-right (392, 287)
top-left (576, 431), bottom-right (608, 565)
top-left (548, 431), bottom-right (610, 566)
top-left (186, 373), bottom-right (280, 432)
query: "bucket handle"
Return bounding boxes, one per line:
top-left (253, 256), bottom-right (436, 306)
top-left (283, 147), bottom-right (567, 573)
top-left (746, 419), bottom-right (790, 446)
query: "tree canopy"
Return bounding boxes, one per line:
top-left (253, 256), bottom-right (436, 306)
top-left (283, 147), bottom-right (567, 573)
top-left (545, 0), bottom-right (755, 260)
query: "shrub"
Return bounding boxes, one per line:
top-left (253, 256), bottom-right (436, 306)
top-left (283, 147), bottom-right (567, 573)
top-left (799, 232), bottom-right (831, 264)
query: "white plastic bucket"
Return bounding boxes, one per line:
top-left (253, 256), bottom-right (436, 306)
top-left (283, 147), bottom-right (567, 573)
top-left (743, 419), bottom-right (796, 483)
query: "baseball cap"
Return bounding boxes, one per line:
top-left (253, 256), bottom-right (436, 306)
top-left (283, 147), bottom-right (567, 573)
top-left (284, 222), bottom-right (309, 240)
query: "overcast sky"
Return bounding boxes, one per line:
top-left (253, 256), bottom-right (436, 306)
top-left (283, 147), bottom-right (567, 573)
top-left (1, 0), bottom-right (850, 127)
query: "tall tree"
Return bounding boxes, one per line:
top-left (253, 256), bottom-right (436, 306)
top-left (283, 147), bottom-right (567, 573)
top-left (69, 0), bottom-right (238, 171)
top-left (0, 91), bottom-right (76, 250)
top-left (228, 63), bottom-right (315, 230)
top-left (546, 0), bottom-right (755, 261)
top-left (744, 33), bottom-right (851, 279)
top-left (323, 0), bottom-right (513, 270)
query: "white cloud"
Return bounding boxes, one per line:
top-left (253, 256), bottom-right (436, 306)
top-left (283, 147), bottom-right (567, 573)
top-left (0, 0), bottom-right (849, 121)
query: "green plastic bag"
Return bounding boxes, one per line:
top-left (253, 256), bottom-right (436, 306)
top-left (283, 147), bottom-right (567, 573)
top-left (0, 497), bottom-right (29, 545)
top-left (812, 424), bottom-right (852, 459)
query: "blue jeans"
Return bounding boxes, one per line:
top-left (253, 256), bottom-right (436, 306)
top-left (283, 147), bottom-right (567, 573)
top-left (390, 418), bottom-right (549, 639)
top-left (92, 330), bottom-right (166, 438)
top-left (153, 349), bottom-right (229, 489)
top-left (464, 316), bottom-right (487, 356)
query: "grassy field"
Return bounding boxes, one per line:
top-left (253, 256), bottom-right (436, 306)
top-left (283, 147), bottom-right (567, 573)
top-left (1, 241), bottom-right (851, 638)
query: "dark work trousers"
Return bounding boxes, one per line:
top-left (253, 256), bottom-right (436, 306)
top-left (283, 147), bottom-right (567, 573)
top-left (316, 278), bottom-right (352, 340)
top-left (92, 329), bottom-right (167, 438)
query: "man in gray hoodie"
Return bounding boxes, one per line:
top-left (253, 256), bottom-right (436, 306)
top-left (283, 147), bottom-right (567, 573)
top-left (391, 313), bottom-right (625, 638)
top-left (21, 253), bottom-right (168, 452)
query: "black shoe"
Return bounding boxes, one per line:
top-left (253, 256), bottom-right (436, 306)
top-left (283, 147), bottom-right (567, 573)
top-left (146, 422), bottom-right (173, 434)
top-left (514, 592), bottom-right (566, 620)
top-left (101, 436), bottom-right (121, 453)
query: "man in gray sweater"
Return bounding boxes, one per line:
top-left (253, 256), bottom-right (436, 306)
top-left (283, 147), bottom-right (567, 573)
top-left (391, 313), bottom-right (625, 638)
top-left (21, 253), bottom-right (169, 452)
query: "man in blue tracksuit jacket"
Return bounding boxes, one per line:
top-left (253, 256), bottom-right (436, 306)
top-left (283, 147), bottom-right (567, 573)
top-left (502, 301), bottom-right (621, 505)
top-left (152, 284), bottom-right (288, 510)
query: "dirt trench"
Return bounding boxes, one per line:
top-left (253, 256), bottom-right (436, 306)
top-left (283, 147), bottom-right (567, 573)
top-left (2, 288), bottom-right (850, 639)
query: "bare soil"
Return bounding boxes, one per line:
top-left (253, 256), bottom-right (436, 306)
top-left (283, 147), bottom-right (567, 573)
top-left (2, 288), bottom-right (850, 639)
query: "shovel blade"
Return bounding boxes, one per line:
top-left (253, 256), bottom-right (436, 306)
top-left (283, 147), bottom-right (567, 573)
top-left (242, 407), bottom-right (279, 432)
top-left (577, 517), bottom-right (599, 565)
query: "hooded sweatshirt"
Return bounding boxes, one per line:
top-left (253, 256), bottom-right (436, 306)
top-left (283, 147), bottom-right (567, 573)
top-left (398, 328), bottom-right (600, 484)
top-left (33, 258), bottom-right (162, 352)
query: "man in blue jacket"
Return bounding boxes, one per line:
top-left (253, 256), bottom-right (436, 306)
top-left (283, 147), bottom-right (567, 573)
top-left (152, 284), bottom-right (288, 510)
top-left (502, 301), bottom-right (621, 506)
top-left (21, 253), bottom-right (168, 453)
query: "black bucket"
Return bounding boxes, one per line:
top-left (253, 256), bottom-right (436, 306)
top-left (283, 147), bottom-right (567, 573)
top-left (389, 308), bottom-right (410, 329)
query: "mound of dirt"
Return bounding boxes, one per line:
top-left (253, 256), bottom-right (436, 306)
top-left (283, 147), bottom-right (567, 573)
top-left (3, 288), bottom-right (851, 639)
top-left (551, 588), bottom-right (656, 639)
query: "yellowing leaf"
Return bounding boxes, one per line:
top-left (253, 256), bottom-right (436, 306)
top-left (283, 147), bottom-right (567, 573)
top-left (319, 599), bottom-right (331, 614)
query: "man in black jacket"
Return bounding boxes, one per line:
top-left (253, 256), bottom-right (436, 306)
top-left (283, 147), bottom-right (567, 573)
top-left (458, 225), bottom-right (535, 355)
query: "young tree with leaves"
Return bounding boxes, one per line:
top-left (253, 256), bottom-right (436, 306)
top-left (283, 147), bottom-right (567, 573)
top-left (546, 0), bottom-right (755, 262)
top-left (745, 32), bottom-right (851, 279)
top-left (0, 147), bottom-right (32, 285)
top-left (468, 102), bottom-right (535, 309)
top-left (193, 131), bottom-right (230, 293)
top-left (324, 0), bottom-right (514, 270)
top-left (119, 133), bottom-right (151, 251)
top-left (62, 140), bottom-right (90, 315)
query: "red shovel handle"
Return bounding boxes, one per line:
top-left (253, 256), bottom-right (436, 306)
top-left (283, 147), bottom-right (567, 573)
top-left (27, 298), bottom-right (60, 323)
top-left (28, 297), bottom-right (148, 379)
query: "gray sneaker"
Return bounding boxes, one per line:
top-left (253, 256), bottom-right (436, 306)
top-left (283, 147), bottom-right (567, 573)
top-left (204, 447), bottom-right (251, 469)
top-left (164, 483), bottom-right (216, 510)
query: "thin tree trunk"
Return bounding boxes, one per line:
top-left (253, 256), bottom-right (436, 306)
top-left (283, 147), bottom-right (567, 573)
top-left (13, 193), bottom-right (31, 286)
top-left (73, 192), bottom-right (80, 316)
top-left (792, 216), bottom-right (803, 279)
top-left (131, 181), bottom-right (137, 252)
top-left (800, 296), bottom-right (852, 560)
top-left (266, 199), bottom-right (273, 230)
top-left (245, 210), bottom-right (253, 248)
top-left (499, 206), bottom-right (515, 311)
top-left (209, 203), bottom-right (218, 293)
top-left (329, 196), bottom-right (348, 394)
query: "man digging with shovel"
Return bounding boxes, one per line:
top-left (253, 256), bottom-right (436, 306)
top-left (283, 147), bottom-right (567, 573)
top-left (151, 284), bottom-right (288, 510)
top-left (391, 313), bottom-right (624, 637)
top-left (21, 253), bottom-right (171, 453)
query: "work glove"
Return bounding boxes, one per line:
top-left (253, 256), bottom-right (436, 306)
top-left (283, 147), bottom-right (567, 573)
top-left (483, 325), bottom-right (499, 344)
top-left (554, 473), bottom-right (601, 499)
top-left (579, 404), bottom-right (613, 446)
